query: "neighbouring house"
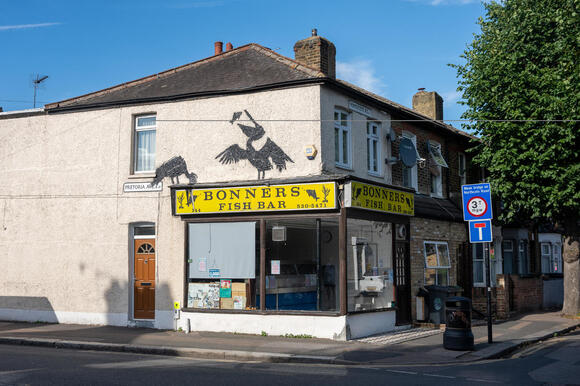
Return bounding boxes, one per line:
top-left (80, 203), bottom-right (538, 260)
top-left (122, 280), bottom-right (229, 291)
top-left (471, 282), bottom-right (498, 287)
top-left (0, 30), bottom-right (480, 339)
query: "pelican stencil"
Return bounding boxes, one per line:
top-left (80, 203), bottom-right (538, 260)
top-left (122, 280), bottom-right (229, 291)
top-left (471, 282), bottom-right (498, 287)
top-left (215, 110), bottom-right (293, 180)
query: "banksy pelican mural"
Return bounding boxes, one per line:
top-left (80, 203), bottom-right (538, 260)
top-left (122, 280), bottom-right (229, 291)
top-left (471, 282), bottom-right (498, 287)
top-left (215, 110), bottom-right (293, 180)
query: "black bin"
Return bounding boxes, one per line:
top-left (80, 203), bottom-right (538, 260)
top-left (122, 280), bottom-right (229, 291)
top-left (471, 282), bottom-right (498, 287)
top-left (443, 296), bottom-right (474, 351)
top-left (424, 285), bottom-right (462, 324)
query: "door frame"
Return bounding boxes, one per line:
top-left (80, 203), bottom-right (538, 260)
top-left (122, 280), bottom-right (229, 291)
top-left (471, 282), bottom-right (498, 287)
top-left (129, 222), bottom-right (156, 321)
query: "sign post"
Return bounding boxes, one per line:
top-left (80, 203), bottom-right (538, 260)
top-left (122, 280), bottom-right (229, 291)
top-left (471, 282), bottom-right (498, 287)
top-left (462, 183), bottom-right (493, 344)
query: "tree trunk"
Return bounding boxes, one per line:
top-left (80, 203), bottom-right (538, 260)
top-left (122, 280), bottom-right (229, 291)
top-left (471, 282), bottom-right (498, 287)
top-left (562, 220), bottom-right (580, 316)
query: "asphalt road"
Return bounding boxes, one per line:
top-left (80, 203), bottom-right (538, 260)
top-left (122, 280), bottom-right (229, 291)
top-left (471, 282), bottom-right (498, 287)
top-left (1, 331), bottom-right (579, 385)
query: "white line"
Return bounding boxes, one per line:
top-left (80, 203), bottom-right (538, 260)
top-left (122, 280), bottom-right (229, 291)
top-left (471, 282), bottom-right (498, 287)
top-left (424, 373), bottom-right (456, 379)
top-left (386, 369), bottom-right (418, 375)
top-left (466, 378), bottom-right (501, 383)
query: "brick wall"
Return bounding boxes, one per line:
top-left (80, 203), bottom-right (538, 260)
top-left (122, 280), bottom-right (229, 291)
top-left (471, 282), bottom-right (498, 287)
top-left (409, 217), bottom-right (467, 320)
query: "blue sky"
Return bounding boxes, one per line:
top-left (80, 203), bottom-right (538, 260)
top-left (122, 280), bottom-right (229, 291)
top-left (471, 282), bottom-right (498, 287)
top-left (0, 0), bottom-right (485, 126)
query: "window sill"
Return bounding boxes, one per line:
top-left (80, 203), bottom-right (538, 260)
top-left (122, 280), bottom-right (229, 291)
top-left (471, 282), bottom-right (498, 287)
top-left (128, 173), bottom-right (156, 180)
top-left (367, 171), bottom-right (383, 178)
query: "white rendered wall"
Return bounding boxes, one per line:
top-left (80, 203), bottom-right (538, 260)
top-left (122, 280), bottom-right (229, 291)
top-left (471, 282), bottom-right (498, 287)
top-left (346, 311), bottom-right (396, 339)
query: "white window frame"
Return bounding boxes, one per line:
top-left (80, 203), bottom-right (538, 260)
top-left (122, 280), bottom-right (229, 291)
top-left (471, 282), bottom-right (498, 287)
top-left (133, 114), bottom-right (157, 173)
top-left (334, 109), bottom-right (352, 169)
top-left (518, 239), bottom-right (529, 274)
top-left (402, 131), bottom-right (418, 191)
top-left (541, 242), bottom-right (551, 273)
top-left (458, 152), bottom-right (467, 186)
top-left (423, 241), bottom-right (451, 286)
top-left (552, 243), bottom-right (562, 273)
top-left (366, 120), bottom-right (381, 176)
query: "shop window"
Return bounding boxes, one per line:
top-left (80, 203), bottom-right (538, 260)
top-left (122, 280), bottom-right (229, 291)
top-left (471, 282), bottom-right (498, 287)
top-left (428, 141), bottom-right (446, 197)
top-left (424, 241), bottom-right (450, 286)
top-left (402, 132), bottom-right (418, 191)
top-left (366, 120), bottom-right (381, 176)
top-left (262, 218), bottom-right (339, 311)
top-left (187, 222), bottom-right (259, 310)
top-left (133, 115), bottom-right (156, 173)
top-left (347, 219), bottom-right (394, 312)
top-left (334, 109), bottom-right (351, 169)
top-left (458, 153), bottom-right (467, 186)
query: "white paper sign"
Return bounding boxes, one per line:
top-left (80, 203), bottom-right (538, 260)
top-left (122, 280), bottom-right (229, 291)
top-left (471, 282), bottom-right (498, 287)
top-left (271, 260), bottom-right (280, 275)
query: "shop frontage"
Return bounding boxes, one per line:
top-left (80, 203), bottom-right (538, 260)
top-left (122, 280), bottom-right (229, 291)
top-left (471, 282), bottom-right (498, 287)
top-left (171, 177), bottom-right (414, 339)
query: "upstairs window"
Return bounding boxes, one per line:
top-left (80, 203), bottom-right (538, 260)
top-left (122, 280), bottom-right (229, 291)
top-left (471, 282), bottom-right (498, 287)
top-left (334, 109), bottom-right (351, 169)
top-left (366, 120), bottom-right (381, 175)
top-left (458, 153), bottom-right (467, 186)
top-left (134, 115), bottom-right (156, 173)
top-left (428, 141), bottom-right (446, 197)
top-left (401, 131), bottom-right (418, 191)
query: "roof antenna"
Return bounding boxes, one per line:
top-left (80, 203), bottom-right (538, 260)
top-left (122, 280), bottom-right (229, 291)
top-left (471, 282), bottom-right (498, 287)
top-left (32, 74), bottom-right (49, 108)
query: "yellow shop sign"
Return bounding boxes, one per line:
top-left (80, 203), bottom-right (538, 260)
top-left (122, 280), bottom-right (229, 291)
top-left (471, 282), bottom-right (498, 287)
top-left (345, 181), bottom-right (414, 216)
top-left (173, 182), bottom-right (336, 215)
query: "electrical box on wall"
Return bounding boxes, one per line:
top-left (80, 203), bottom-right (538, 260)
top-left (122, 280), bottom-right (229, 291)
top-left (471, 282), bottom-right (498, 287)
top-left (304, 145), bottom-right (318, 160)
top-left (272, 226), bottom-right (287, 242)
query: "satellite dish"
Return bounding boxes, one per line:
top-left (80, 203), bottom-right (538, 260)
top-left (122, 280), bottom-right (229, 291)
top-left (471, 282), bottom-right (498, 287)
top-left (399, 137), bottom-right (418, 168)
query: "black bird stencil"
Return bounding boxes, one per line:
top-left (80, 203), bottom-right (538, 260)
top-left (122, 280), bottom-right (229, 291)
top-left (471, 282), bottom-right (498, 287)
top-left (216, 110), bottom-right (294, 180)
top-left (306, 189), bottom-right (319, 201)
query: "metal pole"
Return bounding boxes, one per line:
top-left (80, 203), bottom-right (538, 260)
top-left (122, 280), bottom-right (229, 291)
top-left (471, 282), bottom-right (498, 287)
top-left (316, 218), bottom-right (321, 311)
top-left (260, 219), bottom-right (266, 311)
top-left (485, 242), bottom-right (493, 343)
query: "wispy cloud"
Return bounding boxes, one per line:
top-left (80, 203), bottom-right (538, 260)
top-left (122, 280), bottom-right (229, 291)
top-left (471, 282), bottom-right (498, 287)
top-left (336, 60), bottom-right (386, 95)
top-left (0, 22), bottom-right (61, 31)
top-left (441, 90), bottom-right (462, 104)
top-left (168, 1), bottom-right (225, 8)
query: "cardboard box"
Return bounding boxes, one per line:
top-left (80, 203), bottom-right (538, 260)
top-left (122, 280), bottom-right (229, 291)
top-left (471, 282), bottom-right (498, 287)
top-left (220, 298), bottom-right (234, 309)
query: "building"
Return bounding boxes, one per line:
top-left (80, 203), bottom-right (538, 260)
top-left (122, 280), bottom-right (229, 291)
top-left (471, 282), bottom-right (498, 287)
top-left (0, 31), bottom-right (477, 339)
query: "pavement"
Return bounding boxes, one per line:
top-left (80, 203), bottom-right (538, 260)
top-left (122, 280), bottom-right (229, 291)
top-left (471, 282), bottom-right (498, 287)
top-left (0, 311), bottom-right (578, 366)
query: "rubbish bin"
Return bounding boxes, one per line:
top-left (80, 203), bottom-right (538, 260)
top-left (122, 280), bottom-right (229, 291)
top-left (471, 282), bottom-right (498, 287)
top-left (443, 296), bottom-right (474, 350)
top-left (416, 287), bottom-right (429, 322)
top-left (424, 285), bottom-right (462, 324)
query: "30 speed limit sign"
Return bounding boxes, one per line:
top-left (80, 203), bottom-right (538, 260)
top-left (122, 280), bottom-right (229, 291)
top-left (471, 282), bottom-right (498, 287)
top-left (467, 196), bottom-right (487, 217)
top-left (462, 183), bottom-right (493, 221)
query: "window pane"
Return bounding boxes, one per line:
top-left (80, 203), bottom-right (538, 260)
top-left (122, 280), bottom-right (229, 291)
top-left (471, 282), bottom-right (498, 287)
top-left (342, 130), bottom-right (348, 164)
top-left (372, 140), bottom-right (378, 172)
top-left (334, 112), bottom-right (339, 123)
top-left (137, 116), bottom-right (156, 127)
top-left (340, 113), bottom-right (348, 126)
top-left (425, 243), bottom-right (437, 267)
top-left (347, 219), bottom-right (394, 312)
top-left (541, 244), bottom-right (550, 255)
top-left (437, 244), bottom-right (450, 267)
top-left (135, 226), bottom-right (155, 236)
top-left (366, 138), bottom-right (371, 170)
top-left (424, 268), bottom-right (436, 285)
top-left (474, 261), bottom-right (484, 283)
top-left (135, 129), bottom-right (156, 172)
top-left (334, 127), bottom-right (339, 163)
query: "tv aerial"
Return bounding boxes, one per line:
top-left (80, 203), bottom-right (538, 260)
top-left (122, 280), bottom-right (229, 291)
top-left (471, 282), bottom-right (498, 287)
top-left (32, 74), bottom-right (49, 108)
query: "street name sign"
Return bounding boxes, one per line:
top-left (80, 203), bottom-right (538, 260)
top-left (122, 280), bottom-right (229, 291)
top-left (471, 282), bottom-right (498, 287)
top-left (468, 219), bottom-right (493, 243)
top-left (462, 183), bottom-right (493, 221)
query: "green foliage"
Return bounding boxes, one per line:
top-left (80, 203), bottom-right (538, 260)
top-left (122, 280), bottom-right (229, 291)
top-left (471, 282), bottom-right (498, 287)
top-left (261, 331), bottom-right (268, 336)
top-left (452, 0), bottom-right (579, 224)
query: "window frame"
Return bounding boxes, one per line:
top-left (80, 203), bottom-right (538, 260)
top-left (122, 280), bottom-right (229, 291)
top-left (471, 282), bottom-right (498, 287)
top-left (428, 141), bottom-right (444, 197)
top-left (401, 131), bottom-right (418, 191)
top-left (334, 109), bottom-right (352, 169)
top-left (133, 114), bottom-right (157, 174)
top-left (366, 120), bottom-right (381, 176)
top-left (423, 241), bottom-right (451, 286)
top-left (458, 152), bottom-right (467, 186)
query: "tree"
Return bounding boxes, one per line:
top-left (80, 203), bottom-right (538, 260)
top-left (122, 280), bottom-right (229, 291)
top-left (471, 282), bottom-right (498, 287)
top-left (453, 0), bottom-right (580, 315)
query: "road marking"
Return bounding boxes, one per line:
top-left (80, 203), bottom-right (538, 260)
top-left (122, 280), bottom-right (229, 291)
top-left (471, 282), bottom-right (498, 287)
top-left (424, 373), bottom-right (456, 379)
top-left (386, 369), bottom-right (418, 375)
top-left (466, 377), bottom-right (501, 383)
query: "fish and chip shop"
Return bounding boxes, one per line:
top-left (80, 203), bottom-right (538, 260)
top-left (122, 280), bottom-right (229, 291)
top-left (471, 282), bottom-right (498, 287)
top-left (170, 178), bottom-right (415, 339)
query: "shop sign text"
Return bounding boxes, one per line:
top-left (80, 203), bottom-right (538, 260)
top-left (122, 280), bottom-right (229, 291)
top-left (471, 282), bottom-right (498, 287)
top-left (345, 181), bottom-right (414, 216)
top-left (173, 182), bottom-right (336, 215)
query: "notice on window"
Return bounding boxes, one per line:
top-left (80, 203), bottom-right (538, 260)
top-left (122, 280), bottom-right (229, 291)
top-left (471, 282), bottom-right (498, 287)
top-left (209, 269), bottom-right (220, 278)
top-left (220, 280), bottom-right (232, 298)
top-left (198, 258), bottom-right (207, 272)
top-left (271, 260), bottom-right (280, 275)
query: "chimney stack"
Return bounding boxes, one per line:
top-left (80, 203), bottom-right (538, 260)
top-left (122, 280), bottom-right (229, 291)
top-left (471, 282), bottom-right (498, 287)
top-left (225, 42), bottom-right (233, 51)
top-left (293, 29), bottom-right (336, 78)
top-left (412, 89), bottom-right (443, 121)
top-left (214, 41), bottom-right (223, 55)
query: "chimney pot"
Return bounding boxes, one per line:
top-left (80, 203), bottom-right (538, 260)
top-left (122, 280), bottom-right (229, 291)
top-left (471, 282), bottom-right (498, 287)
top-left (214, 41), bottom-right (223, 55)
top-left (225, 42), bottom-right (233, 51)
top-left (312, 28), bottom-right (317, 36)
